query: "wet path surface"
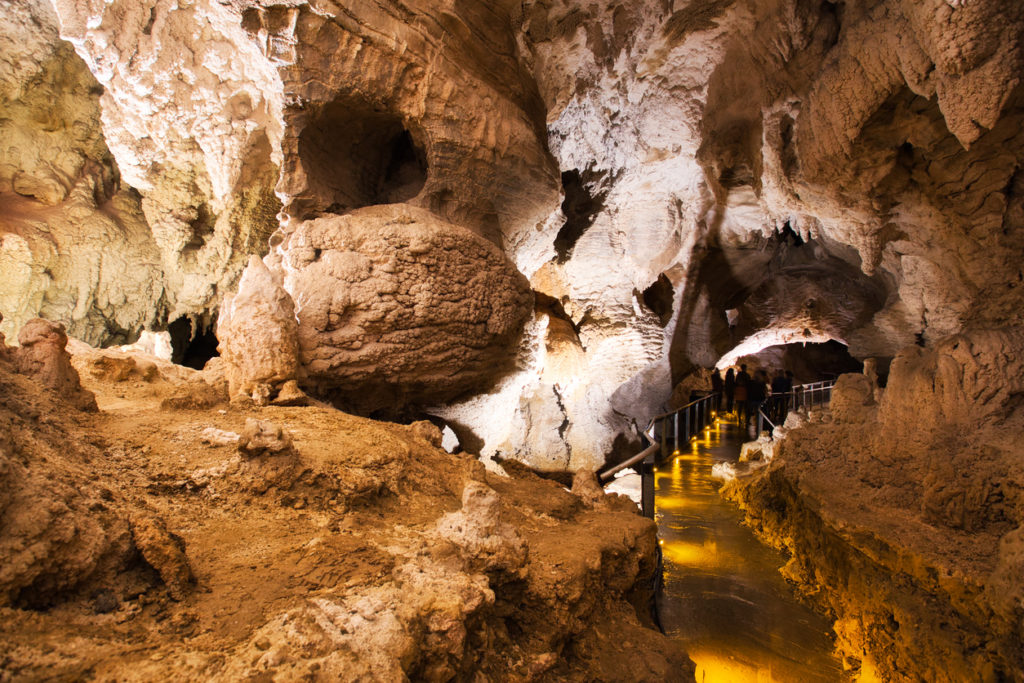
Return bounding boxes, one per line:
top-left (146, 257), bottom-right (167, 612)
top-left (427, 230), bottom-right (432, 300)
top-left (656, 415), bottom-right (843, 682)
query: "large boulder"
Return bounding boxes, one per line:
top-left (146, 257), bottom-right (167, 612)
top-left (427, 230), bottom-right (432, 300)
top-left (275, 205), bottom-right (533, 413)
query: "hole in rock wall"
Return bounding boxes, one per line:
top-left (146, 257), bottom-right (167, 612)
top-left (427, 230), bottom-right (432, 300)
top-left (554, 169), bottom-right (608, 263)
top-left (184, 203), bottom-right (216, 251)
top-left (298, 99), bottom-right (427, 216)
top-left (167, 317), bottom-right (219, 370)
top-left (641, 274), bottom-right (675, 326)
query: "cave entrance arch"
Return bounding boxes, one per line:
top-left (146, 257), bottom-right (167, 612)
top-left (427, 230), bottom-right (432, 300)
top-left (168, 316), bottom-right (219, 370)
top-left (715, 335), bottom-right (863, 383)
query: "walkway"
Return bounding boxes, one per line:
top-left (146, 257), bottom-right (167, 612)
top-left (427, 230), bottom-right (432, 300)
top-left (656, 414), bottom-right (843, 682)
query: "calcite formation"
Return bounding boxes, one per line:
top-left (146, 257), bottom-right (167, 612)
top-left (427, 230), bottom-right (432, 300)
top-left (217, 256), bottom-right (299, 403)
top-left (271, 205), bottom-right (533, 413)
top-left (727, 328), bottom-right (1024, 678)
top-left (0, 0), bottom-right (1021, 474)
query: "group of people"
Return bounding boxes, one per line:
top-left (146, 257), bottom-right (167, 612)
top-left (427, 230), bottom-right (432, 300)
top-left (710, 365), bottom-right (795, 427)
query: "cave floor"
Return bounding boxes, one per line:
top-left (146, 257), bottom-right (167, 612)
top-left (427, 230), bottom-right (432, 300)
top-left (657, 415), bottom-right (844, 682)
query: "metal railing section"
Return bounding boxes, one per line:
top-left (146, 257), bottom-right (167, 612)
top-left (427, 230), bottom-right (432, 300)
top-left (599, 392), bottom-right (721, 518)
top-left (756, 379), bottom-right (836, 437)
top-left (599, 380), bottom-right (838, 518)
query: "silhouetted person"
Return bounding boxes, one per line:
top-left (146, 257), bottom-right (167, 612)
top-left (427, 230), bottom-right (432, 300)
top-left (770, 369), bottom-right (792, 424)
top-left (724, 368), bottom-right (735, 413)
top-left (747, 369), bottom-right (767, 428)
top-left (734, 364), bottom-right (750, 424)
top-left (771, 369), bottom-right (790, 394)
top-left (711, 369), bottom-right (723, 410)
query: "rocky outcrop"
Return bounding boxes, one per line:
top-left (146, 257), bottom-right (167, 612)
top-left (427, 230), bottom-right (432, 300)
top-left (726, 329), bottom-right (1024, 679)
top-left (3, 0), bottom-right (1023, 472)
top-left (271, 204), bottom-right (533, 414)
top-left (0, 0), bottom-right (164, 345)
top-left (12, 318), bottom-right (96, 411)
top-left (0, 321), bottom-right (193, 608)
top-left (0, 336), bottom-right (693, 681)
top-left (217, 256), bottom-right (299, 403)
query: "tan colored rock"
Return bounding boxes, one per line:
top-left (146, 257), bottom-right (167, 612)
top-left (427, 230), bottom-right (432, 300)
top-left (129, 513), bottom-right (194, 601)
top-left (217, 256), bottom-right (299, 403)
top-left (0, 1), bottom-right (164, 345)
top-left (436, 482), bottom-right (527, 573)
top-left (275, 205), bottom-right (532, 413)
top-left (12, 318), bottom-right (96, 411)
top-left (0, 358), bottom-right (132, 607)
top-left (829, 373), bottom-right (877, 425)
top-left (238, 418), bottom-right (294, 457)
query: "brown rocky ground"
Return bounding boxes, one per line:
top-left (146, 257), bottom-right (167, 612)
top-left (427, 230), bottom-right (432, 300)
top-left (0, 321), bottom-right (693, 682)
top-left (724, 341), bottom-right (1024, 682)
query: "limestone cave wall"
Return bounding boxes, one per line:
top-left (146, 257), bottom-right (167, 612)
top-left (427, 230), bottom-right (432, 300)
top-left (2, 0), bottom-right (1023, 474)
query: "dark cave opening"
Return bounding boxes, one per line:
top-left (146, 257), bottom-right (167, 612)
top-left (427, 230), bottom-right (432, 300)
top-left (167, 317), bottom-right (219, 370)
top-left (730, 340), bottom-right (864, 383)
top-left (554, 169), bottom-right (608, 263)
top-left (641, 273), bottom-right (675, 326)
top-left (299, 99), bottom-right (427, 216)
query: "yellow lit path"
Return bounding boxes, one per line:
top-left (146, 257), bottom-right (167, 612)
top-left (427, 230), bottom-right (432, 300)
top-left (657, 414), bottom-right (843, 682)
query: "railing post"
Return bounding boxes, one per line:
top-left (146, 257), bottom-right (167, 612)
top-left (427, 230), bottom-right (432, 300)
top-left (673, 412), bottom-right (679, 451)
top-left (660, 417), bottom-right (667, 456)
top-left (684, 408), bottom-right (690, 442)
top-left (641, 449), bottom-right (655, 519)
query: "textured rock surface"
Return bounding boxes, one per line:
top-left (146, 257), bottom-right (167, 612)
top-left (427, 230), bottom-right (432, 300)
top-left (0, 0), bottom-right (164, 345)
top-left (12, 318), bottom-right (96, 411)
top-left (727, 332), bottom-right (1024, 679)
top-left (0, 339), bottom-right (694, 681)
top-left (217, 256), bottom-right (299, 402)
top-left (271, 204), bottom-right (533, 413)
top-left (0, 324), bottom-right (192, 608)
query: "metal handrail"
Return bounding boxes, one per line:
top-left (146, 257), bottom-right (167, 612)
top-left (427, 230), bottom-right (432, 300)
top-left (756, 379), bottom-right (837, 437)
top-left (599, 443), bottom-right (659, 483)
top-left (598, 391), bottom-right (722, 518)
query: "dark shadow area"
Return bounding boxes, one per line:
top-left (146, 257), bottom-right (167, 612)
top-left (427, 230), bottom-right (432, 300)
top-left (734, 340), bottom-right (863, 382)
top-left (554, 168), bottom-right (608, 263)
top-left (641, 273), bottom-right (675, 326)
top-left (168, 317), bottom-right (219, 370)
top-left (299, 98), bottom-right (427, 215)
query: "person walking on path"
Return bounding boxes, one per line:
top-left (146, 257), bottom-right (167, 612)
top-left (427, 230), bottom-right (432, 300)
top-left (734, 364), bottom-right (750, 424)
top-left (711, 369), bottom-right (723, 411)
top-left (724, 368), bottom-right (736, 413)
top-left (747, 369), bottom-right (768, 430)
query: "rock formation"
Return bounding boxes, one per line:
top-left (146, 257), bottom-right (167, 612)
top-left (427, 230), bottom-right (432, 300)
top-left (217, 256), bottom-right (299, 403)
top-left (0, 0), bottom-right (1019, 471)
top-left (3, 0), bottom-right (1024, 678)
top-left (272, 204), bottom-right (534, 413)
top-left (727, 329), bottom-right (1024, 678)
top-left (0, 325), bottom-right (693, 680)
top-left (12, 318), bottom-right (97, 411)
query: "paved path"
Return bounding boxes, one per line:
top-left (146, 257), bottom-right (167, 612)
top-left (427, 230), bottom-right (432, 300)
top-left (656, 415), bottom-right (843, 682)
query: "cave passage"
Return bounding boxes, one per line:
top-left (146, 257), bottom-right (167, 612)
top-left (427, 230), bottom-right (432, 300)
top-left (167, 316), bottom-right (219, 370)
top-left (298, 98), bottom-right (427, 215)
top-left (657, 414), bottom-right (843, 681)
top-left (721, 339), bottom-right (864, 381)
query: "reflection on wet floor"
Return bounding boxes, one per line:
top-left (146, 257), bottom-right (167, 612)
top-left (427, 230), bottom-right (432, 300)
top-left (657, 414), bottom-right (843, 683)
